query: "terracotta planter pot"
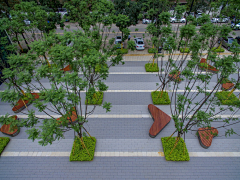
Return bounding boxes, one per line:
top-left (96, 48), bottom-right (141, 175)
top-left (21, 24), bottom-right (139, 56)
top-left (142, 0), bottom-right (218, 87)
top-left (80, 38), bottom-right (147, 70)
top-left (199, 58), bottom-right (219, 73)
top-left (12, 93), bottom-right (40, 113)
top-left (56, 107), bottom-right (77, 126)
top-left (61, 65), bottom-right (72, 72)
top-left (221, 79), bottom-right (234, 90)
top-left (0, 115), bottom-right (20, 137)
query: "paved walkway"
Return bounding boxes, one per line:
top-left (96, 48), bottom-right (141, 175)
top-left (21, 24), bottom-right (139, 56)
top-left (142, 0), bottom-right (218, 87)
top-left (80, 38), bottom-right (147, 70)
top-left (0, 53), bottom-right (240, 179)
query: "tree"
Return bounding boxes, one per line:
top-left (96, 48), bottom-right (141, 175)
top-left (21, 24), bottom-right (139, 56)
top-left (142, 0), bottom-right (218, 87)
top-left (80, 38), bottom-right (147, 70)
top-left (0, 0), bottom-right (124, 148)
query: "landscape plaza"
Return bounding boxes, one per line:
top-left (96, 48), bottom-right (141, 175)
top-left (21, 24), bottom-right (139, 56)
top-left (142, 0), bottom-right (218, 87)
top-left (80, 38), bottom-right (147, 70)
top-left (0, 50), bottom-right (240, 179)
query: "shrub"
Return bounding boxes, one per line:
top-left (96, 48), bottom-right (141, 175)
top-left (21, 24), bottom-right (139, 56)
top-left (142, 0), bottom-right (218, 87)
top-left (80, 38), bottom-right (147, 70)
top-left (180, 48), bottom-right (190, 53)
top-left (211, 47), bottom-right (225, 52)
top-left (70, 136), bottom-right (96, 161)
top-left (151, 91), bottom-right (171, 105)
top-left (145, 63), bottom-right (159, 72)
top-left (148, 48), bottom-right (157, 53)
top-left (85, 91), bottom-right (103, 105)
top-left (0, 137), bottom-right (10, 155)
top-left (161, 137), bottom-right (190, 161)
top-left (116, 48), bottom-right (128, 54)
top-left (20, 48), bottom-right (28, 54)
top-left (215, 91), bottom-right (240, 105)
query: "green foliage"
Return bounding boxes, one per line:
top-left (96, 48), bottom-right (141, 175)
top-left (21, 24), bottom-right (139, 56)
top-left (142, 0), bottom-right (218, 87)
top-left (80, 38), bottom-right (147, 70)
top-left (85, 92), bottom-right (103, 105)
top-left (70, 137), bottom-right (96, 161)
top-left (151, 91), bottom-right (171, 105)
top-left (211, 47), bottom-right (224, 52)
top-left (145, 63), bottom-right (159, 72)
top-left (127, 40), bottom-right (136, 51)
top-left (148, 48), bottom-right (157, 53)
top-left (215, 91), bottom-right (240, 106)
top-left (0, 137), bottom-right (10, 155)
top-left (95, 63), bottom-right (108, 73)
top-left (180, 48), bottom-right (190, 53)
top-left (116, 48), bottom-right (128, 54)
top-left (161, 137), bottom-right (190, 161)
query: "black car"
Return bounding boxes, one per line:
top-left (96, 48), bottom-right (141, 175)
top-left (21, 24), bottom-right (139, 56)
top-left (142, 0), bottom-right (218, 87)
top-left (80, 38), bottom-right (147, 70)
top-left (235, 36), bottom-right (240, 44)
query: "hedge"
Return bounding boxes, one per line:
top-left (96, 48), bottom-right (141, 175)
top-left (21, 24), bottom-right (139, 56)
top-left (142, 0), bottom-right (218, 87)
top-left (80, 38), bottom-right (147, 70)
top-left (151, 91), bottom-right (171, 105)
top-left (70, 137), bottom-right (96, 161)
top-left (215, 91), bottom-right (240, 106)
top-left (161, 137), bottom-right (190, 161)
top-left (145, 63), bottom-right (159, 72)
top-left (0, 137), bottom-right (10, 155)
top-left (116, 48), bottom-right (128, 54)
top-left (211, 47), bottom-right (225, 52)
top-left (85, 91), bottom-right (103, 105)
top-left (180, 48), bottom-right (190, 53)
top-left (148, 48), bottom-right (157, 53)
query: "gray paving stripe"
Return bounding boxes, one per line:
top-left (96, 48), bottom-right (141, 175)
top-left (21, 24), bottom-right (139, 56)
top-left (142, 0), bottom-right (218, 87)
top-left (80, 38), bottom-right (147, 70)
top-left (2, 139), bottom-right (240, 153)
top-left (0, 157), bottom-right (239, 180)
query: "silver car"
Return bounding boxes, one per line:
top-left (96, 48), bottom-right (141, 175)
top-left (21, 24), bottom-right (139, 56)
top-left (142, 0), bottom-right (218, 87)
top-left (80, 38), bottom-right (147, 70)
top-left (211, 16), bottom-right (229, 23)
top-left (170, 17), bottom-right (186, 23)
top-left (218, 37), bottom-right (235, 51)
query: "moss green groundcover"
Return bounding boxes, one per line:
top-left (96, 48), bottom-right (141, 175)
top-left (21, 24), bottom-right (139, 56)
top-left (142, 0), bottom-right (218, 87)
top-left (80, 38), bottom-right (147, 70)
top-left (70, 137), bottom-right (96, 161)
top-left (161, 137), bottom-right (190, 161)
top-left (211, 47), bottom-right (224, 52)
top-left (116, 48), bottom-right (128, 54)
top-left (151, 91), bottom-right (171, 105)
top-left (85, 92), bottom-right (103, 105)
top-left (145, 63), bottom-right (159, 72)
top-left (180, 47), bottom-right (190, 53)
top-left (95, 63), bottom-right (108, 72)
top-left (148, 48), bottom-right (157, 53)
top-left (215, 91), bottom-right (240, 105)
top-left (0, 137), bottom-right (10, 155)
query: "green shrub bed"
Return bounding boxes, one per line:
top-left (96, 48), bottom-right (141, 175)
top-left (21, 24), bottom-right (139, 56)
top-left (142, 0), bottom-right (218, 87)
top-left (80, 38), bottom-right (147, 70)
top-left (0, 137), bottom-right (10, 155)
top-left (148, 48), bottom-right (157, 53)
top-left (215, 91), bottom-right (240, 105)
top-left (151, 91), bottom-right (171, 105)
top-left (211, 47), bottom-right (225, 52)
top-left (85, 92), bottom-right (103, 105)
top-left (145, 63), bottom-right (159, 72)
top-left (116, 48), bottom-right (128, 54)
top-left (180, 48), bottom-right (190, 53)
top-left (161, 137), bottom-right (190, 161)
top-left (70, 136), bottom-right (96, 161)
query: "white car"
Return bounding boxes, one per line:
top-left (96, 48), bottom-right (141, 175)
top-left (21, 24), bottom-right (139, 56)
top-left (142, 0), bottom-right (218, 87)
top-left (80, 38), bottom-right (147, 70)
top-left (211, 16), bottom-right (229, 23)
top-left (134, 37), bottom-right (145, 50)
top-left (231, 23), bottom-right (240, 30)
top-left (142, 19), bottom-right (151, 24)
top-left (114, 36), bottom-right (124, 49)
top-left (170, 17), bottom-right (186, 23)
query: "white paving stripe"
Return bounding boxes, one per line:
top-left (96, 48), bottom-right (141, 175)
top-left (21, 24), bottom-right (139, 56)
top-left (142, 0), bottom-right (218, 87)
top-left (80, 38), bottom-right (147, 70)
top-left (1, 89), bottom-right (240, 93)
top-left (1, 151), bottom-right (240, 157)
top-left (2, 114), bottom-right (240, 119)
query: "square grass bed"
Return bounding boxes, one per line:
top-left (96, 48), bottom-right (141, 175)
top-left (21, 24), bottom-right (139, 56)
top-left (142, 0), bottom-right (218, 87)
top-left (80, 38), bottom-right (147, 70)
top-left (145, 63), bottom-right (159, 72)
top-left (85, 92), bottom-right (103, 105)
top-left (161, 137), bottom-right (190, 161)
top-left (0, 137), bottom-right (10, 155)
top-left (70, 137), bottom-right (96, 161)
top-left (215, 91), bottom-right (240, 105)
top-left (151, 91), bottom-right (171, 105)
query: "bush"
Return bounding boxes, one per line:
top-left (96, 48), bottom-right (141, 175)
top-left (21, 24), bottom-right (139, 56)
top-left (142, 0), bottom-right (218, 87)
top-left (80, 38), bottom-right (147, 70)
top-left (0, 137), bottom-right (10, 155)
top-left (161, 137), bottom-right (190, 161)
top-left (70, 137), bottom-right (96, 161)
top-left (145, 63), bottom-right (159, 72)
top-left (215, 91), bottom-right (240, 105)
top-left (148, 48), bottom-right (157, 53)
top-left (151, 91), bottom-right (171, 105)
top-left (180, 48), bottom-right (190, 53)
top-left (85, 91), bottom-right (103, 105)
top-left (211, 47), bottom-right (225, 52)
top-left (116, 48), bottom-right (128, 54)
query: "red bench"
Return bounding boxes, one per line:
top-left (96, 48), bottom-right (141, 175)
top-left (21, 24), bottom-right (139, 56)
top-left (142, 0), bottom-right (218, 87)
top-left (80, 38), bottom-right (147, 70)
top-left (199, 58), bottom-right (219, 72)
top-left (12, 93), bottom-right (40, 113)
top-left (198, 127), bottom-right (218, 149)
top-left (148, 104), bottom-right (171, 138)
top-left (0, 115), bottom-right (20, 137)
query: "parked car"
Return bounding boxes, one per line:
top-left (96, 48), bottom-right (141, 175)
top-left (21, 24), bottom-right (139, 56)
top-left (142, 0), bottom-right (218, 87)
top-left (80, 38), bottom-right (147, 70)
top-left (114, 36), bottom-right (124, 49)
top-left (231, 23), bottom-right (240, 30)
top-left (142, 18), bottom-right (156, 24)
top-left (218, 37), bottom-right (235, 51)
top-left (170, 17), bottom-right (186, 23)
top-left (235, 36), bottom-right (240, 44)
top-left (211, 16), bottom-right (229, 23)
top-left (56, 8), bottom-right (68, 19)
top-left (134, 37), bottom-right (145, 50)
